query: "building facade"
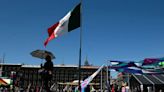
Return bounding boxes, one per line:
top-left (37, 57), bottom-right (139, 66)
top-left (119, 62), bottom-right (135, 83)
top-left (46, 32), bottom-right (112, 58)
top-left (0, 63), bottom-right (110, 91)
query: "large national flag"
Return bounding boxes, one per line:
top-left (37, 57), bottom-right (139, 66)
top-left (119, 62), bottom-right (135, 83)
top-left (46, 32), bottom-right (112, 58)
top-left (44, 3), bottom-right (80, 46)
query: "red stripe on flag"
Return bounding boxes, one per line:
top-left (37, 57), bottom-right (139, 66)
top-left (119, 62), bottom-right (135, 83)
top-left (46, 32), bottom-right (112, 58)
top-left (44, 33), bottom-right (55, 47)
top-left (47, 22), bottom-right (59, 37)
top-left (44, 22), bottom-right (59, 47)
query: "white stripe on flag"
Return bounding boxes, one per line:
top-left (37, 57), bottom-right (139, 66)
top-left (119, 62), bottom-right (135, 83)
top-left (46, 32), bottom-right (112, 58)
top-left (54, 12), bottom-right (71, 37)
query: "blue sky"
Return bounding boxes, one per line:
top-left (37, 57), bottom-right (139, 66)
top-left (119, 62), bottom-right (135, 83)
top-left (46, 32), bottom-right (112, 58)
top-left (0, 0), bottom-right (164, 71)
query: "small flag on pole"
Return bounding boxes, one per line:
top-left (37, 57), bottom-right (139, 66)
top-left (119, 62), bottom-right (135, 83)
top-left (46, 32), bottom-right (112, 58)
top-left (44, 3), bottom-right (80, 46)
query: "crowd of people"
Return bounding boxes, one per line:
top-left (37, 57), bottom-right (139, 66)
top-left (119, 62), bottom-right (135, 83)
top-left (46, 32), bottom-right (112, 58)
top-left (111, 84), bottom-right (129, 92)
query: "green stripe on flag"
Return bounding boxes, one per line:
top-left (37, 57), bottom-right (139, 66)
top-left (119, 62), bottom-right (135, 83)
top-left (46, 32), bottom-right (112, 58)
top-left (68, 3), bottom-right (80, 31)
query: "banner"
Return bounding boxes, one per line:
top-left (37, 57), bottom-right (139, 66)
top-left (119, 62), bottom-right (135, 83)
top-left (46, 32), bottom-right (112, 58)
top-left (81, 64), bottom-right (104, 89)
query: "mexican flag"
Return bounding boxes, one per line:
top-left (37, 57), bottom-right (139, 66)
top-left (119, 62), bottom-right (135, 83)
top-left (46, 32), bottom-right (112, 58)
top-left (44, 3), bottom-right (80, 46)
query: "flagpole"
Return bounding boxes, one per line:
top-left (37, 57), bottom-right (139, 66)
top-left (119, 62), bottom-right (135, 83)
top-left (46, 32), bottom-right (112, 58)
top-left (107, 60), bottom-right (110, 92)
top-left (106, 63), bottom-right (108, 91)
top-left (108, 60), bottom-right (111, 92)
top-left (78, 0), bottom-right (82, 91)
top-left (101, 69), bottom-right (103, 92)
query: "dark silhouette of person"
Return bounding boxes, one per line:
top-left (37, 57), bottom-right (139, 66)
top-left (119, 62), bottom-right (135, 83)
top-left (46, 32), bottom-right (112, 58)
top-left (83, 76), bottom-right (90, 92)
top-left (43, 55), bottom-right (53, 92)
top-left (84, 85), bottom-right (90, 92)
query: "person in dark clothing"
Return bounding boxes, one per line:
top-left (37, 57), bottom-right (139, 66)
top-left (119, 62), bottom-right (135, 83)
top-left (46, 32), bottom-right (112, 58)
top-left (83, 76), bottom-right (90, 92)
top-left (84, 85), bottom-right (90, 92)
top-left (114, 84), bottom-right (118, 92)
top-left (43, 55), bottom-right (54, 92)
